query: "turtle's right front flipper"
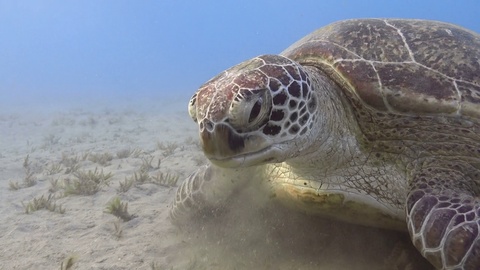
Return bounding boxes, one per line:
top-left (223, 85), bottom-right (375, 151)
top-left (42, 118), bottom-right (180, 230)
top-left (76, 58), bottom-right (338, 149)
top-left (170, 163), bottom-right (253, 226)
top-left (407, 165), bottom-right (480, 269)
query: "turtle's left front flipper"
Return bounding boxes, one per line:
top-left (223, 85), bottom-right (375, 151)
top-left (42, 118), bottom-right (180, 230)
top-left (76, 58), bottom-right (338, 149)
top-left (407, 166), bottom-right (480, 269)
top-left (170, 163), bottom-right (255, 227)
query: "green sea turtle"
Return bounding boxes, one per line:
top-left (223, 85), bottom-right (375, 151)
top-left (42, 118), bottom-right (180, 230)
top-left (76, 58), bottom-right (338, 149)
top-left (171, 19), bottom-right (480, 269)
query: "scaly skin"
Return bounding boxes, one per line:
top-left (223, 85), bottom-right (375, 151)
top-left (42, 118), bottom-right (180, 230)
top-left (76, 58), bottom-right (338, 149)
top-left (171, 19), bottom-right (480, 269)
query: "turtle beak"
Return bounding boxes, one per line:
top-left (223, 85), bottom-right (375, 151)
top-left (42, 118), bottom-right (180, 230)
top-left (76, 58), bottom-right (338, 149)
top-left (199, 120), bottom-right (245, 160)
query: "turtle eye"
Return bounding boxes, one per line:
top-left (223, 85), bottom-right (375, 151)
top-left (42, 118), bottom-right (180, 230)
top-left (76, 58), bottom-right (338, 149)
top-left (229, 89), bottom-right (272, 132)
top-left (249, 100), bottom-right (262, 123)
top-left (188, 93), bottom-right (198, 123)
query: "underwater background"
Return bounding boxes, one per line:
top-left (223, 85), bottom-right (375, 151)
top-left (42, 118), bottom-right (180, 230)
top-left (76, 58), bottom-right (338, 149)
top-left (0, 1), bottom-right (479, 269)
top-left (1, 0), bottom-right (479, 110)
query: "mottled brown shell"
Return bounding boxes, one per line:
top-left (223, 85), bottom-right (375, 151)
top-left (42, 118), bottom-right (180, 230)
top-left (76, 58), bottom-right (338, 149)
top-left (282, 19), bottom-right (480, 118)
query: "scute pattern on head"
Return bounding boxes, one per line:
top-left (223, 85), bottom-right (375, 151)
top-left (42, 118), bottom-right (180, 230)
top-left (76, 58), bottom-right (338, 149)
top-left (187, 55), bottom-right (318, 164)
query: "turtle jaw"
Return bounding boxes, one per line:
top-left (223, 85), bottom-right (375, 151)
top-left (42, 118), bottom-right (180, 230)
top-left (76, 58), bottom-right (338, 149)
top-left (199, 122), bottom-right (284, 168)
top-left (207, 145), bottom-right (284, 168)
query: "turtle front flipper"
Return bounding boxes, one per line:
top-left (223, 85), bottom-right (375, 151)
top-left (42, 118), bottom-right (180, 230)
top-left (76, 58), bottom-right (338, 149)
top-left (170, 163), bottom-right (255, 226)
top-left (407, 166), bottom-right (480, 269)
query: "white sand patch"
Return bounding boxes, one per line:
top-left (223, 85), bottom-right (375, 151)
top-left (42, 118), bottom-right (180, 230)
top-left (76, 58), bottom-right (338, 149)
top-left (0, 97), bottom-right (432, 269)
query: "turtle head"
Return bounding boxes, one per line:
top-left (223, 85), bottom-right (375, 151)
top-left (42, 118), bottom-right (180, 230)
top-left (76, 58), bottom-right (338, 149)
top-left (189, 55), bottom-right (319, 168)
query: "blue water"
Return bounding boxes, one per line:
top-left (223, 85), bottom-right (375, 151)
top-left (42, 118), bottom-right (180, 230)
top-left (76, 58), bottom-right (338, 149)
top-left (1, 0), bottom-right (479, 111)
top-left (2, 2), bottom-right (479, 268)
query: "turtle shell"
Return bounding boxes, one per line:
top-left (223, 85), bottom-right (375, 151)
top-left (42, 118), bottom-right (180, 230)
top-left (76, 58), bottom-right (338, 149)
top-left (281, 19), bottom-right (480, 118)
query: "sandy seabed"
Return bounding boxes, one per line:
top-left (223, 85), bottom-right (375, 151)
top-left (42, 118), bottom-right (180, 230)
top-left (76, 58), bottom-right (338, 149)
top-left (0, 96), bottom-right (433, 270)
